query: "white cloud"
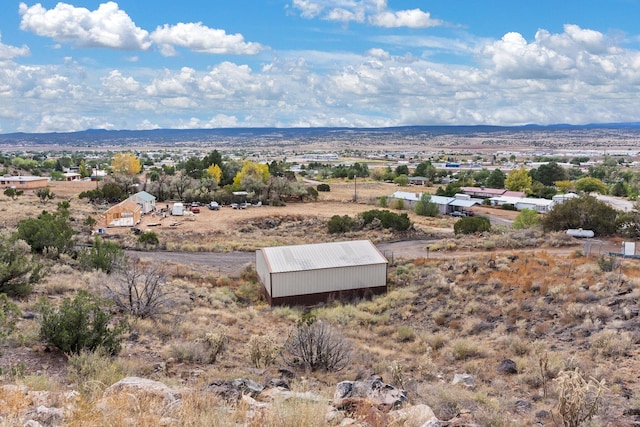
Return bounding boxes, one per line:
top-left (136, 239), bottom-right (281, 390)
top-left (101, 70), bottom-right (140, 96)
top-left (19, 1), bottom-right (151, 50)
top-left (291, 0), bottom-right (444, 28)
top-left (150, 22), bottom-right (264, 56)
top-left (369, 9), bottom-right (442, 28)
top-left (0, 34), bottom-right (30, 60)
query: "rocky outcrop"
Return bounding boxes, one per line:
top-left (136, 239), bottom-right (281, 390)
top-left (103, 376), bottom-right (180, 403)
top-left (333, 375), bottom-right (408, 412)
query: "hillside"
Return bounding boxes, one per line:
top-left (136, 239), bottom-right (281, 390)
top-left (0, 181), bottom-right (639, 426)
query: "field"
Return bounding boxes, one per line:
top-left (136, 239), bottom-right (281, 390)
top-left (1, 179), bottom-right (639, 426)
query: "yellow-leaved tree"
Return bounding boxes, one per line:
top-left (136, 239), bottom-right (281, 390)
top-left (111, 153), bottom-right (142, 176)
top-left (505, 166), bottom-right (532, 193)
top-left (206, 164), bottom-right (223, 184)
top-left (233, 161), bottom-right (270, 188)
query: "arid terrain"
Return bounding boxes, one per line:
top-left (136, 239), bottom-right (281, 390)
top-left (1, 178), bottom-right (639, 426)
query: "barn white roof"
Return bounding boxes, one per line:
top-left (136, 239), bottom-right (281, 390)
top-left (259, 240), bottom-right (388, 273)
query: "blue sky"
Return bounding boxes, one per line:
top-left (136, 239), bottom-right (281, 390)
top-left (2, 1), bottom-right (640, 133)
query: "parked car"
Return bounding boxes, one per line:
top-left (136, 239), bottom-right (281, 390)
top-left (207, 201), bottom-right (220, 210)
top-left (463, 210), bottom-right (475, 217)
top-left (189, 206), bottom-right (200, 213)
top-left (450, 211), bottom-right (466, 217)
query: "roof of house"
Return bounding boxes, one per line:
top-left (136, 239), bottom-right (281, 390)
top-left (132, 191), bottom-right (156, 202)
top-left (1, 175), bottom-right (49, 182)
top-left (259, 240), bottom-right (387, 274)
top-left (490, 196), bottom-right (554, 206)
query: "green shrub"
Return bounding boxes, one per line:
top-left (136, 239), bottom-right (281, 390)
top-left (513, 208), bottom-right (539, 229)
top-left (501, 203), bottom-right (517, 211)
top-left (454, 216), bottom-right (491, 235)
top-left (328, 215), bottom-right (355, 233)
top-left (0, 234), bottom-right (42, 297)
top-left (17, 210), bottom-right (75, 256)
top-left (396, 326), bottom-right (416, 342)
top-left (138, 231), bottom-right (159, 247)
top-left (316, 183), bottom-right (331, 192)
top-left (306, 186), bottom-right (319, 200)
top-left (79, 237), bottom-right (126, 273)
top-left (38, 290), bottom-right (127, 355)
top-left (0, 294), bottom-right (21, 342)
top-left (360, 209), bottom-right (412, 231)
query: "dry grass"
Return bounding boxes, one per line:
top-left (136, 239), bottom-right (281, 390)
top-left (2, 181), bottom-right (640, 425)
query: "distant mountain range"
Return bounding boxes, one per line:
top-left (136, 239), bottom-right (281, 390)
top-left (2, 123), bottom-right (640, 148)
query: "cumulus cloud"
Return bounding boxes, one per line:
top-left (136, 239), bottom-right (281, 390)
top-left (19, 1), bottom-right (151, 50)
top-left (150, 22), bottom-right (263, 56)
top-left (482, 25), bottom-right (627, 81)
top-left (291, 0), bottom-right (443, 28)
top-left (0, 34), bottom-right (30, 60)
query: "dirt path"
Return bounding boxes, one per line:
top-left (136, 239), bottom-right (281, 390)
top-left (128, 239), bottom-right (593, 277)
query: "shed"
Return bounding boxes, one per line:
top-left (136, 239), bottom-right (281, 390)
top-left (104, 200), bottom-right (142, 227)
top-left (256, 240), bottom-right (388, 306)
top-left (129, 191), bottom-right (156, 214)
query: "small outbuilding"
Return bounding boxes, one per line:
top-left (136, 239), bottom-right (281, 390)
top-left (256, 240), bottom-right (388, 306)
top-left (0, 176), bottom-right (49, 190)
top-left (129, 191), bottom-right (156, 214)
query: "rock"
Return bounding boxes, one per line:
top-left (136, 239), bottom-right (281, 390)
top-left (333, 375), bottom-right (408, 412)
top-left (23, 421), bottom-right (43, 427)
top-left (22, 311), bottom-right (36, 319)
top-left (388, 404), bottom-right (440, 426)
top-left (451, 374), bottom-right (475, 389)
top-left (27, 405), bottom-right (64, 425)
top-left (259, 387), bottom-right (326, 404)
top-left (104, 377), bottom-right (179, 403)
top-left (265, 378), bottom-right (290, 389)
top-left (497, 359), bottom-right (518, 375)
top-left (207, 378), bottom-right (264, 402)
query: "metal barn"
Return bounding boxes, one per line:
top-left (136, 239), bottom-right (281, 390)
top-left (256, 240), bottom-right (388, 306)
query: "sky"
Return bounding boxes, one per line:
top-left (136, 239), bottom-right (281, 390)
top-left (2, 1), bottom-right (640, 133)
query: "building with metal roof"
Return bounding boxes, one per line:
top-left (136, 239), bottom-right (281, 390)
top-left (256, 240), bottom-right (388, 306)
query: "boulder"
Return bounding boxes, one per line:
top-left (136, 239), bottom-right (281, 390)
top-left (333, 375), bottom-right (408, 412)
top-left (103, 377), bottom-right (179, 403)
top-left (207, 378), bottom-right (264, 402)
top-left (497, 359), bottom-right (518, 375)
top-left (388, 404), bottom-right (440, 426)
top-left (451, 374), bottom-right (475, 389)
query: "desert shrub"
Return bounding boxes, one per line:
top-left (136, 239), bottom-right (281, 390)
top-left (306, 186), bottom-right (318, 200)
top-left (454, 217), bottom-right (491, 235)
top-left (67, 347), bottom-right (127, 396)
top-left (17, 209), bottom-right (75, 256)
top-left (553, 368), bottom-right (606, 427)
top-left (0, 234), bottom-right (43, 297)
top-left (316, 183), bottom-right (330, 192)
top-left (79, 237), bottom-right (126, 274)
top-left (105, 258), bottom-right (174, 319)
top-left (501, 203), bottom-right (517, 211)
top-left (38, 290), bottom-right (127, 355)
top-left (360, 209), bottom-right (411, 231)
top-left (35, 187), bottom-right (55, 204)
top-left (138, 231), bottom-right (159, 248)
top-left (283, 318), bottom-right (351, 372)
top-left (0, 294), bottom-right (21, 342)
top-left (597, 255), bottom-right (617, 272)
top-left (378, 195), bottom-right (387, 207)
top-left (396, 326), bottom-right (416, 342)
top-left (4, 188), bottom-right (23, 200)
top-left (203, 328), bottom-right (228, 363)
top-left (247, 333), bottom-right (280, 368)
top-left (328, 215), bottom-right (355, 234)
top-left (590, 329), bottom-right (633, 358)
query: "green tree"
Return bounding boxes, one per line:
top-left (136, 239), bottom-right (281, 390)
top-left (0, 234), bottom-right (43, 297)
top-left (542, 195), bottom-right (618, 236)
top-left (575, 177), bottom-right (608, 194)
top-left (513, 208), bottom-right (540, 229)
top-left (38, 290), bottom-right (126, 355)
top-left (505, 166), bottom-right (532, 192)
top-left (413, 161), bottom-right (437, 181)
top-left (393, 174), bottom-right (409, 186)
top-left (486, 168), bottom-right (506, 189)
top-left (414, 193), bottom-right (440, 217)
top-left (35, 187), bottom-right (55, 204)
top-left (395, 164), bottom-right (409, 176)
top-left (530, 162), bottom-right (567, 186)
top-left (328, 215), bottom-right (355, 234)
